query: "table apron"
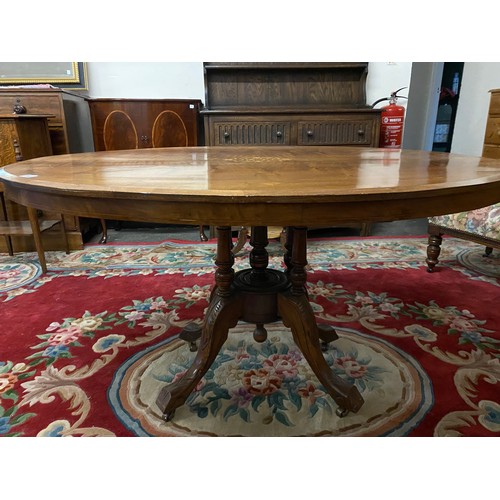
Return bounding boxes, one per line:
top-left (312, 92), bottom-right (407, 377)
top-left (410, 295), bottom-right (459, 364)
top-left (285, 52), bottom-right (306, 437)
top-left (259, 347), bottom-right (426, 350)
top-left (4, 185), bottom-right (500, 227)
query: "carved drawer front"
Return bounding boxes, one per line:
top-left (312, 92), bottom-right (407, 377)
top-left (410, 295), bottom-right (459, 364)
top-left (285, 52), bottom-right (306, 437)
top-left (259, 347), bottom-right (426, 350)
top-left (212, 121), bottom-right (292, 145)
top-left (297, 119), bottom-right (374, 145)
top-left (484, 116), bottom-right (500, 146)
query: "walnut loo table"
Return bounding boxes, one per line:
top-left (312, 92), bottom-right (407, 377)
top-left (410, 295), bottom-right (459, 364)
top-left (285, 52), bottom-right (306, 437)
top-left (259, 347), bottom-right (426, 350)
top-left (1, 146), bottom-right (500, 421)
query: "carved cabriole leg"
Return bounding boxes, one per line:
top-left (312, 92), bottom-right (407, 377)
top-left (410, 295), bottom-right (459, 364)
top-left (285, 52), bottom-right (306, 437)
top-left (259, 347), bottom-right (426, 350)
top-left (426, 232), bottom-right (443, 272)
top-left (156, 226), bottom-right (242, 420)
top-left (277, 227), bottom-right (363, 415)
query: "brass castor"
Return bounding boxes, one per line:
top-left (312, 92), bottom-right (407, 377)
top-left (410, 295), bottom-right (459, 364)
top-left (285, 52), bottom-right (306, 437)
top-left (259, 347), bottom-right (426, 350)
top-left (179, 322), bottom-right (202, 352)
top-left (336, 407), bottom-right (349, 418)
top-left (161, 409), bottom-right (176, 422)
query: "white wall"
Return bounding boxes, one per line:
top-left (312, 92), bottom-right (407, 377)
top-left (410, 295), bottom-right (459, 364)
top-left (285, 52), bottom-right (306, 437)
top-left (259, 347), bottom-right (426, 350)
top-left (86, 62), bottom-right (205, 100)
top-left (451, 62), bottom-right (500, 156)
top-left (86, 62), bottom-right (413, 106)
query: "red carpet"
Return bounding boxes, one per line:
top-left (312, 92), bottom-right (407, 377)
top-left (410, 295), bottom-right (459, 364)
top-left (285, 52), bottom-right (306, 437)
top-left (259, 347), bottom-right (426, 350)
top-left (1, 236), bottom-right (499, 436)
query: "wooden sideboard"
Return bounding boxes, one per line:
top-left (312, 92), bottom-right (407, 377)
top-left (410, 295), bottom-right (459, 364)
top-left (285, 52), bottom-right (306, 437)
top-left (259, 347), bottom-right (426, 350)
top-left (201, 63), bottom-right (381, 147)
top-left (0, 87), bottom-right (94, 250)
top-left (483, 89), bottom-right (500, 159)
top-left (87, 98), bottom-right (203, 151)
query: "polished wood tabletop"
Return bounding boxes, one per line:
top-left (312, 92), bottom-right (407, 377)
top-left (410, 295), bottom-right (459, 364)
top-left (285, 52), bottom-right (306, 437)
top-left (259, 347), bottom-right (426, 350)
top-left (1, 146), bottom-right (500, 226)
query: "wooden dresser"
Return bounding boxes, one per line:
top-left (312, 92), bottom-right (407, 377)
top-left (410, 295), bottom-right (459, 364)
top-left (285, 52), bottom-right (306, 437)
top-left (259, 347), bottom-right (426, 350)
top-left (87, 98), bottom-right (203, 151)
top-left (483, 89), bottom-right (500, 159)
top-left (201, 63), bottom-right (379, 240)
top-left (201, 63), bottom-right (380, 147)
top-left (0, 87), bottom-right (94, 250)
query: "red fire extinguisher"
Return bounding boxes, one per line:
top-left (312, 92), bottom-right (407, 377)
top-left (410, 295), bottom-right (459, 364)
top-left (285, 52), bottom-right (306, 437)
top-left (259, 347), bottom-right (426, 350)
top-left (372, 87), bottom-right (408, 149)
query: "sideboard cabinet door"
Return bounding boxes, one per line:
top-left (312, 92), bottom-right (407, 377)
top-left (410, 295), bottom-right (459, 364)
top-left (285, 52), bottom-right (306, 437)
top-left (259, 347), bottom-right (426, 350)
top-left (88, 99), bottom-right (203, 151)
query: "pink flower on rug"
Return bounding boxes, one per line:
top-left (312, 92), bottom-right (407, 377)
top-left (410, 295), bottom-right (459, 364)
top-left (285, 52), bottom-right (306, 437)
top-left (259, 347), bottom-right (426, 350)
top-left (449, 316), bottom-right (478, 332)
top-left (124, 311), bottom-right (145, 322)
top-left (48, 326), bottom-right (81, 346)
top-left (355, 295), bottom-right (374, 305)
top-left (242, 369), bottom-right (281, 395)
top-left (150, 299), bottom-right (167, 310)
top-left (262, 354), bottom-right (298, 378)
top-left (380, 302), bottom-right (402, 313)
top-left (334, 356), bottom-right (368, 379)
top-left (298, 382), bottom-right (324, 404)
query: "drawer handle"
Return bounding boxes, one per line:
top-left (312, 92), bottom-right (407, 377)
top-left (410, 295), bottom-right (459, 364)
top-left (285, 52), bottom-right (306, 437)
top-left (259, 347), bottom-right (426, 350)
top-left (357, 129), bottom-right (365, 136)
top-left (13, 99), bottom-right (26, 114)
top-left (307, 130), bottom-right (313, 137)
top-left (223, 131), bottom-right (230, 139)
top-left (141, 135), bottom-right (149, 143)
top-left (276, 131), bottom-right (283, 138)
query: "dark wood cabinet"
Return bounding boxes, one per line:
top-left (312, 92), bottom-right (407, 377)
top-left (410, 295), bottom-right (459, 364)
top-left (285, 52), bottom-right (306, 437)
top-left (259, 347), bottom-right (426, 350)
top-left (201, 63), bottom-right (380, 147)
top-left (87, 98), bottom-right (203, 151)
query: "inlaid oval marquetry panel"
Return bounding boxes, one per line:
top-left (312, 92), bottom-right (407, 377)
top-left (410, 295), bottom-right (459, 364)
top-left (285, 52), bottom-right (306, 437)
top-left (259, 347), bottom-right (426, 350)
top-left (103, 111), bottom-right (138, 151)
top-left (152, 111), bottom-right (188, 148)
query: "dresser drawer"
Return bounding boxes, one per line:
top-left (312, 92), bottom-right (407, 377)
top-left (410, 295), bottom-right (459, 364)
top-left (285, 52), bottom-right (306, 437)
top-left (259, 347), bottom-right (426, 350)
top-left (297, 119), bottom-right (375, 145)
top-left (0, 94), bottom-right (64, 125)
top-left (482, 144), bottom-right (500, 159)
top-left (484, 116), bottom-right (500, 146)
top-left (210, 120), bottom-right (292, 145)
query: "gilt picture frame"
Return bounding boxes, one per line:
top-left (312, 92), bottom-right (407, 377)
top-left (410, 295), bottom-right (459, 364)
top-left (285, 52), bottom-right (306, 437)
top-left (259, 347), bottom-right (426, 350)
top-left (0, 62), bottom-right (88, 90)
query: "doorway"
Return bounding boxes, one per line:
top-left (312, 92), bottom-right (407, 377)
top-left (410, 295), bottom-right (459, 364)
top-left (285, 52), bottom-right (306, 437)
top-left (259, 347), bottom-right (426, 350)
top-left (432, 62), bottom-right (464, 152)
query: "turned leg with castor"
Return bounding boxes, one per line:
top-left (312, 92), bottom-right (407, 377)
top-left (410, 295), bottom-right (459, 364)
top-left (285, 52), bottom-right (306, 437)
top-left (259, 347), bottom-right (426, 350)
top-left (426, 233), bottom-right (443, 272)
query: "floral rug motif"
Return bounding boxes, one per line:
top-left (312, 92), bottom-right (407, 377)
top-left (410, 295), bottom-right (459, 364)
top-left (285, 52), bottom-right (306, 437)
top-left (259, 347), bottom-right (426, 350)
top-left (0, 237), bottom-right (499, 437)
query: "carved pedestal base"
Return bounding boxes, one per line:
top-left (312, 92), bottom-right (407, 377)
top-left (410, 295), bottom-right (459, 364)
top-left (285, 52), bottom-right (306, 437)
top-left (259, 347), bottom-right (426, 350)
top-left (156, 226), bottom-right (364, 421)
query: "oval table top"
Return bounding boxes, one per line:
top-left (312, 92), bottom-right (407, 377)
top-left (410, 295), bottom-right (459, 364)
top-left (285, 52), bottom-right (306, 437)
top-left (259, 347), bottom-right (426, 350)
top-left (1, 146), bottom-right (500, 226)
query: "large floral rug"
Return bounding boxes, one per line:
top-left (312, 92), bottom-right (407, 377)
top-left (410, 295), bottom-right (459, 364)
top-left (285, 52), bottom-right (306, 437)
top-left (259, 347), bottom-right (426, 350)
top-left (1, 236), bottom-right (499, 437)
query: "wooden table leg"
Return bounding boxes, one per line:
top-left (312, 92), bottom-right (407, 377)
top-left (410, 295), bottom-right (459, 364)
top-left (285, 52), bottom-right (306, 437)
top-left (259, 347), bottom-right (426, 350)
top-left (277, 227), bottom-right (364, 416)
top-left (157, 225), bottom-right (365, 421)
top-left (156, 226), bottom-right (242, 421)
top-left (27, 206), bottom-right (47, 273)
